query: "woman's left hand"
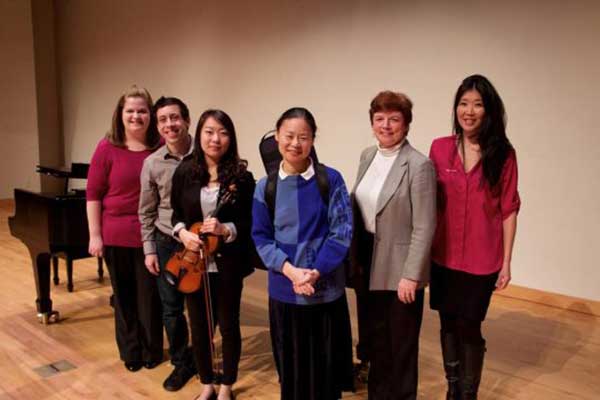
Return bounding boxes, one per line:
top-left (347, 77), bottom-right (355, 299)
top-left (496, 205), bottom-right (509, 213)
top-left (495, 261), bottom-right (511, 290)
top-left (294, 269), bottom-right (320, 296)
top-left (397, 278), bottom-right (418, 304)
top-left (201, 217), bottom-right (229, 237)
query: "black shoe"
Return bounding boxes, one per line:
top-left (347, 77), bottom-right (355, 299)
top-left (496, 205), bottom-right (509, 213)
top-left (144, 359), bottom-right (162, 369)
top-left (124, 361), bottom-right (143, 372)
top-left (354, 361), bottom-right (369, 384)
top-left (163, 365), bottom-right (196, 392)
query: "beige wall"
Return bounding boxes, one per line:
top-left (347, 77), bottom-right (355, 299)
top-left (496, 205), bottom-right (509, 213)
top-left (32, 0), bottom-right (64, 193)
top-left (13, 0), bottom-right (596, 300)
top-left (0, 0), bottom-right (40, 198)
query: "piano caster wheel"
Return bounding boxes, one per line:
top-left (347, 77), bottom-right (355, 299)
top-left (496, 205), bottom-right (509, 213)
top-left (67, 284), bottom-right (74, 293)
top-left (38, 310), bottom-right (60, 325)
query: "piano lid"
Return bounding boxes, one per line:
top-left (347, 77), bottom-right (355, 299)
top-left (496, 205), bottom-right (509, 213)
top-left (36, 163), bottom-right (89, 179)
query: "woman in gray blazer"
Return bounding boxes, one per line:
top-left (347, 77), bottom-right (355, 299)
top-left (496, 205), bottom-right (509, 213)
top-left (349, 91), bottom-right (437, 400)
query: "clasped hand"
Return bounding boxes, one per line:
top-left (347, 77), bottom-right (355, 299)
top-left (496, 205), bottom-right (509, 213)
top-left (282, 262), bottom-right (320, 296)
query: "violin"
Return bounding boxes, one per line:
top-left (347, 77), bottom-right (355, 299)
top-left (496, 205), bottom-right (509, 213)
top-left (164, 184), bottom-right (237, 293)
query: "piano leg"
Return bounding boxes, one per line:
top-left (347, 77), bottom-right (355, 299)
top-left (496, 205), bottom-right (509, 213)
top-left (32, 253), bottom-right (59, 324)
top-left (67, 257), bottom-right (74, 292)
top-left (97, 257), bottom-right (104, 282)
top-left (52, 256), bottom-right (59, 285)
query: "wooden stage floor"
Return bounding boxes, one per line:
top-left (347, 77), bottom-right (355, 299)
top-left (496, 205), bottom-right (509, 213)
top-left (0, 201), bottom-right (598, 399)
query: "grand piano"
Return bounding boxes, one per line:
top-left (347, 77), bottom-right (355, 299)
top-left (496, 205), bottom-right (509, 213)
top-left (9, 163), bottom-right (102, 324)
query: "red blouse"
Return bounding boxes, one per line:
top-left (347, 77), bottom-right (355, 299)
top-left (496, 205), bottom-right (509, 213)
top-left (86, 139), bottom-right (154, 248)
top-left (429, 136), bottom-right (520, 275)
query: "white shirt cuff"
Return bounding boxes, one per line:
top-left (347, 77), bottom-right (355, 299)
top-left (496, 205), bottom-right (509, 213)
top-left (223, 222), bottom-right (237, 243)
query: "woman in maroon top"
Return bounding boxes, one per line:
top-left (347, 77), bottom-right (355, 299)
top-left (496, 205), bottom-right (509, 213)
top-left (429, 75), bottom-right (520, 400)
top-left (86, 85), bottom-right (163, 372)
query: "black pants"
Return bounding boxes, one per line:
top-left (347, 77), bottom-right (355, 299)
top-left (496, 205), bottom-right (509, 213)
top-left (353, 231), bottom-right (374, 363)
top-left (368, 290), bottom-right (424, 400)
top-left (104, 246), bottom-right (163, 363)
top-left (186, 272), bottom-right (243, 385)
top-left (353, 271), bottom-right (370, 362)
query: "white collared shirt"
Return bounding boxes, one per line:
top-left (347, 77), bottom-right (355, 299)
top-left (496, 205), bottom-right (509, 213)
top-left (278, 159), bottom-right (315, 180)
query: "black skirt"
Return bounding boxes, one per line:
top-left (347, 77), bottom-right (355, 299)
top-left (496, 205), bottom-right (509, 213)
top-left (429, 262), bottom-right (499, 321)
top-left (269, 294), bottom-right (354, 400)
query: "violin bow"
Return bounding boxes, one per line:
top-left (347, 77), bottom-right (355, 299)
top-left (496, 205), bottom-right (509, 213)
top-left (200, 182), bottom-right (238, 384)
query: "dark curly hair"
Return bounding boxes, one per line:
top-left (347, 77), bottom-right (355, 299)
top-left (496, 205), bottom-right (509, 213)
top-left (453, 74), bottom-right (513, 189)
top-left (187, 109), bottom-right (247, 187)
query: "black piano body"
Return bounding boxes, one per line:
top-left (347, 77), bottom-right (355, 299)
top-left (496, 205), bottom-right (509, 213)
top-left (8, 164), bottom-right (100, 324)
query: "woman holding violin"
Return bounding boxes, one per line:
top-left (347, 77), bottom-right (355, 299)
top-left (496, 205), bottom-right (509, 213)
top-left (170, 109), bottom-right (255, 400)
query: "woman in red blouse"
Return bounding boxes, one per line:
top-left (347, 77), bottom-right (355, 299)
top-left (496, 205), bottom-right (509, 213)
top-left (86, 85), bottom-right (163, 372)
top-left (429, 75), bottom-right (520, 400)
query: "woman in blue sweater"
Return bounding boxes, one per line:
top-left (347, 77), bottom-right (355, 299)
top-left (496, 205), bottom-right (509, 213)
top-left (252, 107), bottom-right (354, 400)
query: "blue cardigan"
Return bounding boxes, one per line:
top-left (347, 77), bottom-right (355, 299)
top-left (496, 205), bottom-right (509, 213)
top-left (252, 165), bottom-right (352, 305)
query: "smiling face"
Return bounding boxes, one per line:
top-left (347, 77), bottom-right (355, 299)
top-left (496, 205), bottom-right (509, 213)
top-left (371, 110), bottom-right (407, 148)
top-left (156, 104), bottom-right (189, 147)
top-left (456, 89), bottom-right (485, 137)
top-left (121, 96), bottom-right (150, 137)
top-left (200, 116), bottom-right (231, 165)
top-left (275, 117), bottom-right (314, 169)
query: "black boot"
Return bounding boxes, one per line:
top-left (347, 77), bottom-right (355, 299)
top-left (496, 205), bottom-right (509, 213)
top-left (440, 331), bottom-right (461, 400)
top-left (459, 341), bottom-right (486, 400)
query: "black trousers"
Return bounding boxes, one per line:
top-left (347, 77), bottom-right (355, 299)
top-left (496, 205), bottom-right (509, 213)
top-left (368, 289), bottom-right (424, 400)
top-left (186, 272), bottom-right (243, 385)
top-left (104, 246), bottom-right (163, 363)
top-left (353, 271), bottom-right (370, 362)
top-left (353, 231), bottom-right (374, 363)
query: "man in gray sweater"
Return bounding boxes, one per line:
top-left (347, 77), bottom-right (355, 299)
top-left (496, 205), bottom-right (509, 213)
top-left (139, 96), bottom-right (195, 391)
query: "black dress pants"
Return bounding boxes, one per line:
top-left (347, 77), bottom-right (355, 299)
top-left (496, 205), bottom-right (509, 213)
top-left (104, 246), bottom-right (163, 363)
top-left (368, 289), bottom-right (424, 400)
top-left (353, 231), bottom-right (374, 363)
top-left (353, 271), bottom-right (370, 362)
top-left (186, 272), bottom-right (243, 385)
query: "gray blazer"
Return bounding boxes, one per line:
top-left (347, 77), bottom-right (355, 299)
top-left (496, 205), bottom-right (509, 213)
top-left (349, 140), bottom-right (437, 291)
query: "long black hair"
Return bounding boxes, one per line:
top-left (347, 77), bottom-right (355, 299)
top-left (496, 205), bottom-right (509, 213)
top-left (453, 74), bottom-right (513, 189)
top-left (188, 109), bottom-right (247, 187)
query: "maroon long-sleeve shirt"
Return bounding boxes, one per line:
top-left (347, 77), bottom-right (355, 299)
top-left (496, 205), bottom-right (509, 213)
top-left (86, 138), bottom-right (154, 247)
